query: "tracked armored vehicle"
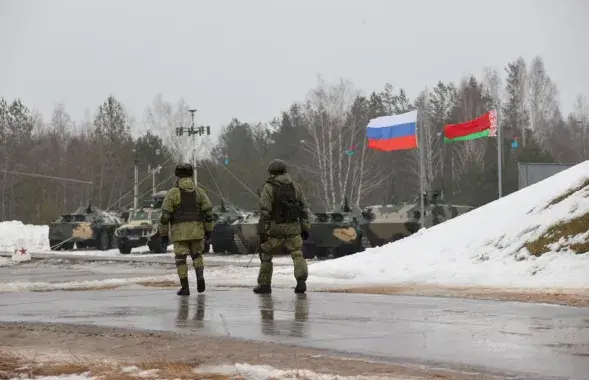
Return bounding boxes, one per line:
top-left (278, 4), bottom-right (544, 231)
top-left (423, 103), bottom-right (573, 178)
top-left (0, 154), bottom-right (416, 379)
top-left (48, 204), bottom-right (122, 251)
top-left (302, 198), bottom-right (370, 260)
top-left (210, 202), bottom-right (247, 254)
top-left (114, 191), bottom-right (169, 254)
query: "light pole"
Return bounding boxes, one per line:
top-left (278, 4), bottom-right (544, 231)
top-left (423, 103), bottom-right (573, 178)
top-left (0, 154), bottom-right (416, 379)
top-left (175, 107), bottom-right (211, 187)
top-left (147, 149), bottom-right (162, 195)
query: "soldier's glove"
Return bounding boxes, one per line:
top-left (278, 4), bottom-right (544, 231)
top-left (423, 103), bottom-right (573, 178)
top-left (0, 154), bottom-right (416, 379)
top-left (301, 230), bottom-right (309, 241)
top-left (259, 233), bottom-right (269, 244)
top-left (205, 230), bottom-right (212, 241)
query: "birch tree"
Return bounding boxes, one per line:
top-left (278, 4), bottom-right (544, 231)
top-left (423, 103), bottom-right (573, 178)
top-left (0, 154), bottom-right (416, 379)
top-left (527, 56), bottom-right (559, 143)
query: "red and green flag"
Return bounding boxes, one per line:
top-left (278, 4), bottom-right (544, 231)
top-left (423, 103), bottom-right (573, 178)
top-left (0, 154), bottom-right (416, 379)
top-left (443, 110), bottom-right (497, 142)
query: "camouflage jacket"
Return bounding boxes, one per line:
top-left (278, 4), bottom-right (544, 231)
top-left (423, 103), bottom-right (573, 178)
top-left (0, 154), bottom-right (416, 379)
top-left (158, 177), bottom-right (214, 242)
top-left (259, 173), bottom-right (311, 236)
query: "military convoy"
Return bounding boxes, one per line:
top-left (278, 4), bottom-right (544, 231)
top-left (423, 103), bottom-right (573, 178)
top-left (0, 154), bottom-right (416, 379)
top-left (48, 204), bottom-right (122, 250)
top-left (114, 191), bottom-right (169, 254)
top-left (47, 186), bottom-right (472, 258)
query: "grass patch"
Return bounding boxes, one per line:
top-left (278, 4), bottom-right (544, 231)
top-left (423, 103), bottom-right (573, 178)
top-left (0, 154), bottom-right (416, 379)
top-left (525, 212), bottom-right (589, 256)
top-left (0, 350), bottom-right (230, 380)
top-left (546, 178), bottom-right (589, 207)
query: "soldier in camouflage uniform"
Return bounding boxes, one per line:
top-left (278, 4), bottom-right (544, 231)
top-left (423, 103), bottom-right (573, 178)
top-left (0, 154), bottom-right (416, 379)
top-left (254, 159), bottom-right (311, 294)
top-left (158, 163), bottom-right (214, 295)
top-left (431, 190), bottom-right (443, 226)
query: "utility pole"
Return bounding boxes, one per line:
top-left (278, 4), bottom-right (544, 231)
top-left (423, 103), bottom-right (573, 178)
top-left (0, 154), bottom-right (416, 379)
top-left (175, 107), bottom-right (211, 187)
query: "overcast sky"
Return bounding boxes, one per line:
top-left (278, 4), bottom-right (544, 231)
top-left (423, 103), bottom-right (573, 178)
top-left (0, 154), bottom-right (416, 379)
top-left (1, 0), bottom-right (588, 137)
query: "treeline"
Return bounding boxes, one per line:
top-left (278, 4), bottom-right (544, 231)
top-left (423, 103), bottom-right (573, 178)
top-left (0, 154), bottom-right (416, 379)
top-left (1, 55), bottom-right (588, 224)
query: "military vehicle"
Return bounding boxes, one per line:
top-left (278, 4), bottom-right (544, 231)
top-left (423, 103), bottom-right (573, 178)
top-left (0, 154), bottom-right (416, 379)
top-left (359, 203), bottom-right (419, 247)
top-left (232, 209), bottom-right (296, 256)
top-left (361, 190), bottom-right (474, 247)
top-left (209, 202), bottom-right (247, 254)
top-left (48, 204), bottom-right (122, 251)
top-left (232, 210), bottom-right (261, 255)
top-left (409, 190), bottom-right (474, 229)
top-left (302, 198), bottom-right (370, 260)
top-left (114, 191), bottom-right (168, 254)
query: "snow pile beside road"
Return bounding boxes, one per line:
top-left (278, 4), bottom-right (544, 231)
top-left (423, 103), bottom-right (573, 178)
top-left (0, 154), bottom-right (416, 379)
top-left (287, 161), bottom-right (589, 289)
top-left (0, 220), bottom-right (48, 252)
top-left (199, 363), bottom-right (402, 379)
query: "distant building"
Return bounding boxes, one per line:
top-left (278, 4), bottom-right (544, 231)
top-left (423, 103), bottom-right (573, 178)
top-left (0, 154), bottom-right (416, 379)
top-left (518, 162), bottom-right (576, 190)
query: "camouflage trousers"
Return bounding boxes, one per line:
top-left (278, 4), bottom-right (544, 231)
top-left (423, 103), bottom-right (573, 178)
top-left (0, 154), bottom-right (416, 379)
top-left (257, 234), bottom-right (308, 286)
top-left (174, 239), bottom-right (205, 279)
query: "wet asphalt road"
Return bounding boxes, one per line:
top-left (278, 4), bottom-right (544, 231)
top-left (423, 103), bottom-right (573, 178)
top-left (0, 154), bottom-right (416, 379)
top-left (1, 289), bottom-right (588, 379)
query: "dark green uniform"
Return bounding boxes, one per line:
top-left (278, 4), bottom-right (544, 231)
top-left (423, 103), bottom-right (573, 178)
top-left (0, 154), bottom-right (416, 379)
top-left (158, 164), bottom-right (214, 295)
top-left (254, 159), bottom-right (311, 294)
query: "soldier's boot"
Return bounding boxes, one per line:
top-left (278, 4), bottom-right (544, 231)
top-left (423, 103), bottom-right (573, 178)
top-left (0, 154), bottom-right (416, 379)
top-left (253, 284), bottom-right (272, 294)
top-left (195, 267), bottom-right (205, 293)
top-left (177, 277), bottom-right (190, 296)
top-left (294, 279), bottom-right (306, 294)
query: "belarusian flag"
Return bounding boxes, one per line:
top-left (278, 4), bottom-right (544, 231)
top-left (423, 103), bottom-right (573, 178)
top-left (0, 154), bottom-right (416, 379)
top-left (443, 110), bottom-right (497, 142)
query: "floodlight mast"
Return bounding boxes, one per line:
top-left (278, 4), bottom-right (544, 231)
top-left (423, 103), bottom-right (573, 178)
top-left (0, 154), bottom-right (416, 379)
top-left (174, 107), bottom-right (211, 187)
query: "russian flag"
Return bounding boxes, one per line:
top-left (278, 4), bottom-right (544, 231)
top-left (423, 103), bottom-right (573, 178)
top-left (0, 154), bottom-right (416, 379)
top-left (366, 110), bottom-right (418, 151)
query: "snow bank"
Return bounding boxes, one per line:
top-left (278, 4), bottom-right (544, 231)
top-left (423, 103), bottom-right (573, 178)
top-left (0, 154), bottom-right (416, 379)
top-left (199, 363), bottom-right (406, 379)
top-left (0, 220), bottom-right (48, 252)
top-left (277, 161), bottom-right (589, 289)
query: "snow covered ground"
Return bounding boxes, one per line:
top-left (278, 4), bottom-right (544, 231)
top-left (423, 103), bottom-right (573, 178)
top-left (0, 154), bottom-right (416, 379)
top-left (295, 160), bottom-right (589, 289)
top-left (0, 220), bottom-right (48, 252)
top-left (2, 161), bottom-right (589, 292)
top-left (11, 363), bottom-right (405, 380)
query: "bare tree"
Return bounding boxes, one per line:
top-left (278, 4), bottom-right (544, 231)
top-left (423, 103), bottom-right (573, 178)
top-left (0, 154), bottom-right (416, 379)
top-left (527, 56), bottom-right (559, 143)
top-left (573, 94), bottom-right (589, 159)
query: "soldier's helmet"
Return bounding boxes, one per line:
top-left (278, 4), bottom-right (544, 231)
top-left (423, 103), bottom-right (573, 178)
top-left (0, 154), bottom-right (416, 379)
top-left (174, 163), bottom-right (194, 178)
top-left (267, 159), bottom-right (287, 175)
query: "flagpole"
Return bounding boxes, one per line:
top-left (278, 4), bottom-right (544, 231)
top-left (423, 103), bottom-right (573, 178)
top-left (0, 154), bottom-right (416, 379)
top-left (418, 107), bottom-right (425, 228)
top-left (497, 108), bottom-right (503, 198)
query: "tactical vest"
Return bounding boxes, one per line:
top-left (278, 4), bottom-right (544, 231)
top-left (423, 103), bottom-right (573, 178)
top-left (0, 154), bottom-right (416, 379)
top-left (170, 188), bottom-right (204, 224)
top-left (269, 181), bottom-right (302, 224)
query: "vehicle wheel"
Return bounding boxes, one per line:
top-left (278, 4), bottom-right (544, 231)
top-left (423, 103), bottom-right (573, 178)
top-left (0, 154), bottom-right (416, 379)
top-left (95, 232), bottom-right (110, 251)
top-left (109, 233), bottom-right (117, 249)
top-left (302, 244), bottom-right (315, 259)
top-left (119, 244), bottom-right (132, 254)
top-left (227, 241), bottom-right (241, 255)
top-left (61, 241), bottom-right (75, 250)
top-left (315, 247), bottom-right (330, 260)
top-left (149, 235), bottom-right (168, 253)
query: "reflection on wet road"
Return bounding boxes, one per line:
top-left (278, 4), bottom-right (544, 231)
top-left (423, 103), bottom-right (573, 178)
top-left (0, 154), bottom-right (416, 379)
top-left (1, 289), bottom-right (588, 379)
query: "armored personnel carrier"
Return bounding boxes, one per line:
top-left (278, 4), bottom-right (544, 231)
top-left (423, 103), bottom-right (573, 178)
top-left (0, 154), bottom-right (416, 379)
top-left (362, 191), bottom-right (474, 247)
top-left (302, 198), bottom-right (370, 260)
top-left (360, 203), bottom-right (419, 247)
top-left (232, 210), bottom-right (261, 255)
top-left (114, 191), bottom-right (169, 254)
top-left (209, 202), bottom-right (247, 254)
top-left (48, 204), bottom-right (122, 251)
